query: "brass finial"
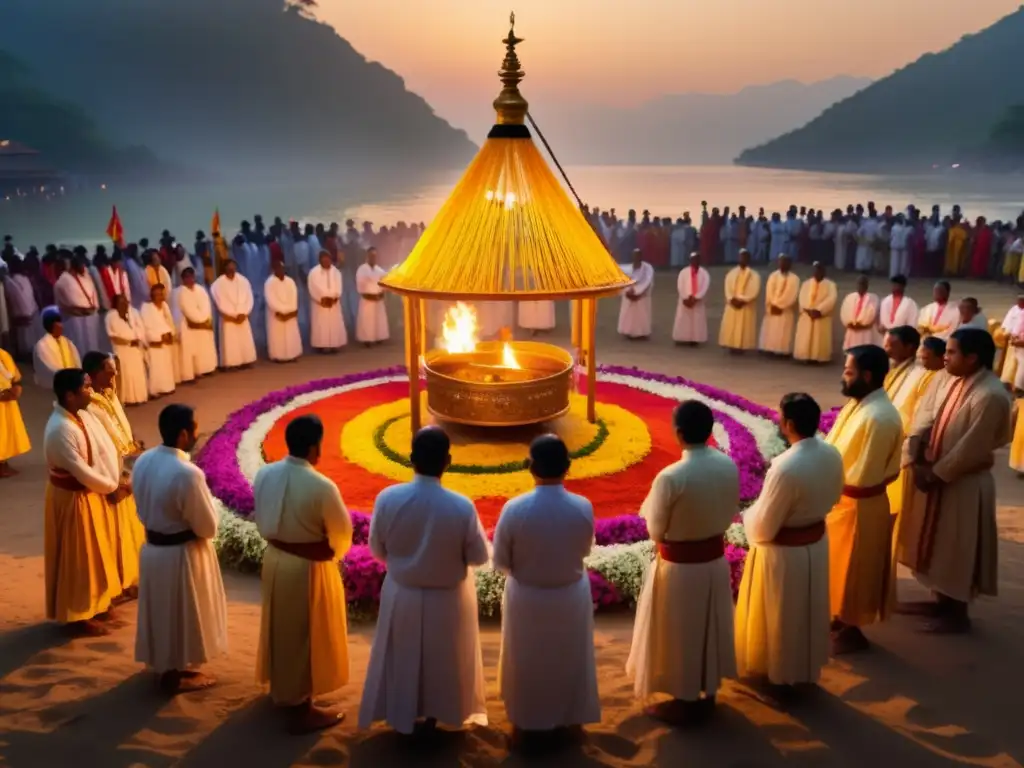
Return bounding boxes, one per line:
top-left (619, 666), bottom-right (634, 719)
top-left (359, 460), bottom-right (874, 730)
top-left (492, 11), bottom-right (528, 125)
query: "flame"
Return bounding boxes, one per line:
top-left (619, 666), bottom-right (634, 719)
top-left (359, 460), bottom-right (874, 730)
top-left (441, 302), bottom-right (480, 354)
top-left (501, 342), bottom-right (522, 369)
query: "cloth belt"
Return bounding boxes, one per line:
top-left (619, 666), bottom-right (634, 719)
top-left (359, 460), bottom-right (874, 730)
top-left (772, 520), bottom-right (826, 547)
top-left (842, 476), bottom-right (897, 499)
top-left (657, 535), bottom-right (724, 564)
top-left (48, 471), bottom-right (87, 492)
top-left (146, 529), bottom-right (198, 546)
top-left (268, 538), bottom-right (334, 562)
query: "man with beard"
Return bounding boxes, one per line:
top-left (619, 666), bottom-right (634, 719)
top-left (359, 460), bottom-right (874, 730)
top-left (824, 344), bottom-right (903, 654)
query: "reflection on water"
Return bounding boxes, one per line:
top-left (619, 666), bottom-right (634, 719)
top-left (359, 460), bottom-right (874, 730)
top-left (2, 164), bottom-right (1022, 247)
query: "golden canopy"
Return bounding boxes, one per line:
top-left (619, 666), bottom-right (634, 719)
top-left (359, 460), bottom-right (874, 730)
top-left (378, 14), bottom-right (631, 302)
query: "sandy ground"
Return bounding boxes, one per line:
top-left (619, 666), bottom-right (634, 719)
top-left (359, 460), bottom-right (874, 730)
top-left (2, 266), bottom-right (1024, 767)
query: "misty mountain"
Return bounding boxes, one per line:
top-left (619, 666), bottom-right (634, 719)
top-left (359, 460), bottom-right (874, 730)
top-left (0, 0), bottom-right (476, 178)
top-left (736, 7), bottom-right (1024, 173)
top-left (526, 77), bottom-right (871, 166)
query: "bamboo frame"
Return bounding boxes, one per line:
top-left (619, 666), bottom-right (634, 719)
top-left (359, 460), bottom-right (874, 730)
top-left (584, 297), bottom-right (597, 424)
top-left (404, 297), bottom-right (423, 433)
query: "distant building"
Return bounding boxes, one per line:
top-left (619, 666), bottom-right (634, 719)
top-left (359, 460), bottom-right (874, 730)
top-left (0, 139), bottom-right (64, 197)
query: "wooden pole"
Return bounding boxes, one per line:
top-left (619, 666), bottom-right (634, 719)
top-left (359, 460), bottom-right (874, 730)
top-left (585, 297), bottom-right (597, 424)
top-left (404, 297), bottom-right (422, 433)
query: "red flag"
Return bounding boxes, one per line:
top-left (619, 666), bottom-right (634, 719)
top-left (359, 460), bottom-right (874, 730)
top-left (106, 205), bottom-right (124, 246)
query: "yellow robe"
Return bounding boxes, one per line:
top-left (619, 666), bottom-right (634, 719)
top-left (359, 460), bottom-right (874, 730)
top-left (88, 390), bottom-right (146, 591)
top-left (824, 389), bottom-right (903, 626)
top-left (254, 457), bottom-right (353, 706)
top-left (758, 270), bottom-right (800, 355)
top-left (718, 266), bottom-right (761, 351)
top-left (0, 349), bottom-right (31, 462)
top-left (944, 225), bottom-right (968, 276)
top-left (1009, 399), bottom-right (1024, 473)
top-left (793, 278), bottom-right (838, 363)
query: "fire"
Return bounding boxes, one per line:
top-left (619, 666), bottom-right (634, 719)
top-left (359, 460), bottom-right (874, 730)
top-left (440, 302), bottom-right (522, 369)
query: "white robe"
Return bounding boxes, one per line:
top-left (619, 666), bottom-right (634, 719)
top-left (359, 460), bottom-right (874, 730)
top-left (672, 266), bottom-right (710, 343)
top-left (627, 447), bottom-right (738, 701)
top-left (3, 273), bottom-right (43, 354)
top-left (840, 291), bottom-right (881, 350)
top-left (618, 261), bottom-right (654, 338)
top-left (133, 446), bottom-right (228, 673)
top-left (477, 302), bottom-right (515, 338)
top-left (54, 271), bottom-right (106, 356)
top-left (140, 302), bottom-right (177, 396)
top-left (877, 294), bottom-right (919, 336)
top-left (517, 301), bottom-right (555, 332)
top-left (210, 274), bottom-right (257, 368)
top-left (32, 334), bottom-right (82, 389)
top-left (734, 438), bottom-right (843, 685)
top-left (492, 485), bottom-right (600, 730)
top-left (173, 285), bottom-right (218, 379)
top-left (105, 308), bottom-right (148, 405)
top-left (359, 475), bottom-right (490, 734)
top-left (263, 275), bottom-right (302, 361)
top-left (855, 218), bottom-right (880, 272)
top-left (308, 266), bottom-right (347, 349)
top-left (355, 263), bottom-right (390, 342)
top-left (918, 301), bottom-right (959, 341)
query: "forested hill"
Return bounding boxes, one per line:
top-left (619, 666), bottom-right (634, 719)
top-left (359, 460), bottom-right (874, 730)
top-left (735, 7), bottom-right (1024, 173)
top-left (0, 0), bottom-right (476, 177)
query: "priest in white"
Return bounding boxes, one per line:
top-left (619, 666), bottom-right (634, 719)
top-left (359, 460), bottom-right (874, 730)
top-left (360, 426), bottom-right (490, 735)
top-left (627, 400), bottom-right (738, 725)
top-left (492, 435), bottom-right (601, 736)
top-left (840, 274), bottom-right (881, 351)
top-left (735, 394), bottom-right (844, 686)
top-left (759, 255), bottom-right (800, 356)
top-left (55, 256), bottom-right (106, 356)
top-left (133, 404), bottom-right (228, 694)
top-left (141, 284), bottom-right (178, 398)
top-left (33, 311), bottom-right (82, 389)
top-left (877, 275), bottom-right (919, 337)
top-left (104, 294), bottom-right (149, 405)
top-left (356, 248), bottom-right (390, 344)
top-left (672, 252), bottom-right (710, 344)
top-left (174, 268), bottom-right (218, 380)
top-left (210, 260), bottom-right (257, 369)
top-left (618, 249), bottom-right (654, 340)
top-left (3, 260), bottom-right (43, 357)
top-left (264, 261), bottom-right (302, 362)
top-left (918, 280), bottom-right (958, 341)
top-left (308, 250), bottom-right (347, 352)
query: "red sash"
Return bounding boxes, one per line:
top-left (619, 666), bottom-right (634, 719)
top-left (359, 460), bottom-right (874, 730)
top-left (657, 535), bottom-right (724, 564)
top-left (773, 520), bottom-right (825, 547)
top-left (889, 295), bottom-right (902, 325)
top-left (73, 273), bottom-right (96, 309)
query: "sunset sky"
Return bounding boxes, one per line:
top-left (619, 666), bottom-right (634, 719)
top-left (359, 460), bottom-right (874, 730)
top-left (319, 0), bottom-right (1020, 134)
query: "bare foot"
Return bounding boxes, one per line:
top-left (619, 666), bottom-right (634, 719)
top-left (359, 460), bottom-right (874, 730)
top-left (159, 670), bottom-right (217, 695)
top-left (287, 702), bottom-right (346, 735)
top-left (68, 619), bottom-right (110, 637)
top-left (0, 463), bottom-right (17, 478)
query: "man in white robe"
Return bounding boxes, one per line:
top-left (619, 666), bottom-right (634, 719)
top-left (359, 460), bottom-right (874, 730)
top-left (210, 260), bottom-right (257, 369)
top-left (3, 261), bottom-right (43, 358)
top-left (360, 427), bottom-right (490, 735)
top-left (759, 254), bottom-right (799, 356)
top-left (308, 250), bottom-right (347, 352)
top-left (840, 274), bottom-right (881, 351)
top-left (627, 400), bottom-right (739, 724)
top-left (889, 214), bottom-right (913, 278)
top-left (173, 268), bottom-right (218, 380)
top-left (33, 311), bottom-right (82, 389)
top-left (141, 284), bottom-right (177, 398)
top-left (263, 261), bottom-right (302, 362)
top-left (55, 256), bottom-right (106, 356)
top-left (492, 435), bottom-right (600, 740)
top-left (673, 252), bottom-right (710, 345)
top-left (877, 274), bottom-right (919, 337)
top-left (918, 280), bottom-right (958, 341)
top-left (618, 249), bottom-right (654, 340)
top-left (105, 294), bottom-right (148, 405)
top-left (356, 248), bottom-right (390, 345)
top-left (134, 404), bottom-right (228, 693)
top-left (735, 394), bottom-right (843, 687)
top-left (255, 415), bottom-right (353, 733)
top-left (855, 213), bottom-right (881, 273)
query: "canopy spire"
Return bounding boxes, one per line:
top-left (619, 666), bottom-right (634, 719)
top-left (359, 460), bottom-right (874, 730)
top-left (492, 11), bottom-right (528, 125)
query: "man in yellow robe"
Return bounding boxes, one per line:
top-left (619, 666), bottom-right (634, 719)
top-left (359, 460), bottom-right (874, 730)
top-left (943, 216), bottom-right (969, 276)
top-left (897, 329), bottom-right (1010, 633)
top-left (793, 262), bottom-right (838, 364)
top-left (825, 345), bottom-right (904, 654)
top-left (43, 368), bottom-right (124, 636)
top-left (83, 351), bottom-right (146, 599)
top-left (0, 346), bottom-right (31, 477)
top-left (718, 249), bottom-right (761, 353)
top-left (254, 414), bottom-right (353, 734)
top-left (758, 254), bottom-right (799, 356)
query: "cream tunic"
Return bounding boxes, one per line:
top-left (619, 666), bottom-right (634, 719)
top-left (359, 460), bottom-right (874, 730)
top-left (877, 294), bottom-right (919, 336)
top-left (173, 284), bottom-right (218, 379)
top-left (627, 447), bottom-right (739, 701)
top-left (263, 274), bottom-right (303, 362)
top-left (140, 301), bottom-right (177, 397)
top-left (517, 301), bottom-right (556, 332)
top-left (758, 270), bottom-right (799, 355)
top-left (356, 263), bottom-right (391, 342)
top-left (618, 261), bottom-right (654, 338)
top-left (840, 291), bottom-right (881, 350)
top-left (55, 270), bottom-right (106, 356)
top-left (793, 277), bottom-right (838, 363)
top-left (672, 266), bottom-right (710, 343)
top-left (735, 438), bottom-right (844, 684)
top-left (210, 274), bottom-right (257, 368)
top-left (719, 266), bottom-right (761, 351)
top-left (918, 301), bottom-right (959, 341)
top-left (105, 308), bottom-right (148, 405)
top-left (308, 265), bottom-right (347, 349)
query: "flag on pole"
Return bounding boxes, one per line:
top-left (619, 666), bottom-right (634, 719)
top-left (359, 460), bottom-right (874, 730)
top-left (106, 205), bottom-right (124, 246)
top-left (211, 208), bottom-right (221, 235)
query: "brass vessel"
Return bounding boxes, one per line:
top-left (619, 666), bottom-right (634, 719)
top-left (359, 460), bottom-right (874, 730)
top-left (423, 340), bottom-right (573, 427)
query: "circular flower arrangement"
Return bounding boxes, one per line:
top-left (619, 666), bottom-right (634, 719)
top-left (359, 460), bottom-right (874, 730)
top-left (197, 365), bottom-right (838, 617)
